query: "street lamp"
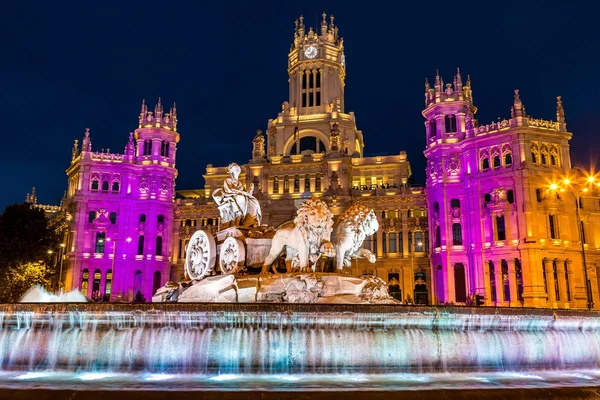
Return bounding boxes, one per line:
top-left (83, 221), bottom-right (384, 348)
top-left (549, 169), bottom-right (596, 310)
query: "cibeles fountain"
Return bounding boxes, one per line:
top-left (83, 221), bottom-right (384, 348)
top-left (152, 162), bottom-right (389, 304)
top-left (2, 164), bottom-right (600, 396)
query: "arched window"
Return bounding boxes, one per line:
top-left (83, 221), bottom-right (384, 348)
top-left (531, 151), bottom-right (537, 164)
top-left (105, 270), bottom-right (112, 296)
top-left (91, 180), bottom-right (99, 191)
top-left (134, 270), bottom-right (143, 295)
top-left (452, 223), bottom-right (462, 245)
top-left (445, 115), bottom-right (457, 133)
top-left (109, 212), bottom-right (117, 225)
top-left (92, 269), bottom-right (102, 301)
top-left (489, 261), bottom-right (497, 302)
top-left (112, 181), bottom-right (120, 193)
top-left (81, 269), bottom-right (89, 296)
top-left (541, 152), bottom-right (547, 165)
top-left (144, 139), bottom-right (152, 156)
top-left (137, 235), bottom-right (145, 255)
top-left (550, 154), bottom-right (556, 166)
top-left (429, 119), bottom-right (437, 139)
top-left (504, 153), bottom-right (513, 166)
top-left (482, 157), bottom-right (490, 171)
top-left (153, 271), bottom-right (162, 296)
top-left (501, 260), bottom-right (510, 302)
top-left (414, 232), bottom-right (423, 251)
top-left (515, 259), bottom-right (524, 301)
top-left (156, 236), bottom-right (163, 256)
top-left (88, 211), bottom-right (96, 223)
top-left (493, 155), bottom-right (501, 168)
top-left (95, 232), bottom-right (106, 253)
top-left (101, 181), bottom-right (109, 192)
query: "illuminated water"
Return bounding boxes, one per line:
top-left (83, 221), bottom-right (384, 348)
top-left (1, 304), bottom-right (600, 391)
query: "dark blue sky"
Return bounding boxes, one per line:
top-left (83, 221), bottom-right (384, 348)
top-left (1, 1), bottom-right (598, 211)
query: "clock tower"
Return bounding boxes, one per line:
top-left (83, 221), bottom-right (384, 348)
top-left (288, 14), bottom-right (346, 115)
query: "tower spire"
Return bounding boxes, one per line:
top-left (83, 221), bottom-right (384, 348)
top-left (556, 96), bottom-right (565, 123)
top-left (511, 89), bottom-right (526, 118)
top-left (82, 128), bottom-right (92, 152)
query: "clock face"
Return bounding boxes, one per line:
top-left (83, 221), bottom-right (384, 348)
top-left (304, 46), bottom-right (317, 59)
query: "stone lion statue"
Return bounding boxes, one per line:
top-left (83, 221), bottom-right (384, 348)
top-left (332, 203), bottom-right (379, 272)
top-left (262, 197), bottom-right (335, 273)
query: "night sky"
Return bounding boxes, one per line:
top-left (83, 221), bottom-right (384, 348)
top-left (1, 1), bottom-right (599, 211)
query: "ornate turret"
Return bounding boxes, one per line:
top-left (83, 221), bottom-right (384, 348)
top-left (124, 132), bottom-right (135, 157)
top-left (71, 139), bottom-right (80, 161)
top-left (252, 129), bottom-right (266, 161)
top-left (25, 187), bottom-right (37, 204)
top-left (425, 68), bottom-right (475, 108)
top-left (81, 128), bottom-right (92, 152)
top-left (511, 89), bottom-right (526, 118)
top-left (556, 96), bottom-right (567, 131)
top-left (138, 98), bottom-right (178, 131)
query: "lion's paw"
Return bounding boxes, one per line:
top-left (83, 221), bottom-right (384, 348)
top-left (320, 242), bottom-right (336, 258)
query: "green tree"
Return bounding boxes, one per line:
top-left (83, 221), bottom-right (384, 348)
top-left (0, 203), bottom-right (59, 302)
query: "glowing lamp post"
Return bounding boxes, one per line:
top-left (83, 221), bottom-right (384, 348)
top-left (549, 170), bottom-right (596, 309)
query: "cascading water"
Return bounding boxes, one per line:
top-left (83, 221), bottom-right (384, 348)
top-left (1, 303), bottom-right (600, 391)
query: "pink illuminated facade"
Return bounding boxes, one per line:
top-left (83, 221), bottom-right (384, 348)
top-left (424, 70), bottom-right (600, 309)
top-left (63, 99), bottom-right (179, 301)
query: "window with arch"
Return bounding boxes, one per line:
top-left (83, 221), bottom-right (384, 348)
top-left (101, 181), bottom-right (109, 192)
top-left (91, 180), bottom-right (99, 191)
top-left (95, 232), bottom-right (106, 253)
top-left (429, 119), bottom-right (437, 139)
top-left (134, 270), bottom-right (143, 295)
top-left (92, 269), bottom-right (102, 300)
top-left (112, 181), bottom-right (120, 193)
top-left (501, 260), bottom-right (510, 302)
top-left (284, 176), bottom-right (289, 191)
top-left (414, 231), bottom-right (424, 251)
top-left (137, 235), bottom-right (145, 255)
top-left (109, 212), bottom-right (117, 225)
top-left (273, 177), bottom-right (279, 193)
top-left (304, 174), bottom-right (310, 192)
top-left (504, 152), bottom-right (513, 166)
top-left (531, 151), bottom-right (538, 164)
top-left (161, 140), bottom-right (170, 157)
top-left (489, 261), bottom-right (497, 302)
top-left (515, 259), bottom-right (524, 301)
top-left (156, 236), bottom-right (163, 256)
top-left (550, 153), bottom-right (557, 166)
top-left (81, 269), bottom-right (89, 296)
top-left (445, 114), bottom-right (457, 133)
top-left (540, 152), bottom-right (547, 165)
top-left (105, 270), bottom-right (112, 296)
top-left (452, 223), bottom-right (462, 245)
top-left (143, 139), bottom-right (152, 156)
top-left (481, 157), bottom-right (490, 171)
top-left (388, 232), bottom-right (397, 253)
top-left (493, 155), bottom-right (501, 168)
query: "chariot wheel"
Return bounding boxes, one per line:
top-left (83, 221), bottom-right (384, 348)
top-left (219, 237), bottom-right (246, 274)
top-left (185, 229), bottom-right (216, 280)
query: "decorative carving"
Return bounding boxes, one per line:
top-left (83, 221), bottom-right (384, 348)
top-left (330, 123), bottom-right (341, 151)
top-left (219, 237), bottom-right (246, 274)
top-left (185, 229), bottom-right (217, 280)
top-left (159, 178), bottom-right (169, 195)
top-left (332, 203), bottom-right (379, 271)
top-left (252, 129), bottom-right (265, 159)
top-left (212, 163), bottom-right (262, 228)
top-left (408, 217), bottom-right (428, 231)
top-left (261, 197), bottom-right (335, 273)
top-left (446, 156), bottom-right (460, 176)
top-left (139, 176), bottom-right (149, 194)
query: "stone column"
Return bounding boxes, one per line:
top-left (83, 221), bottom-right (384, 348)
top-left (508, 259), bottom-right (519, 306)
top-left (544, 258), bottom-right (556, 307)
top-left (494, 260), bottom-right (504, 305)
top-left (310, 176), bottom-right (316, 193)
top-left (556, 259), bottom-right (568, 307)
top-left (484, 261), bottom-right (492, 306)
top-left (376, 228), bottom-right (383, 258)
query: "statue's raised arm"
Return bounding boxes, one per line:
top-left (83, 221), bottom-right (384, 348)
top-left (212, 163), bottom-right (262, 228)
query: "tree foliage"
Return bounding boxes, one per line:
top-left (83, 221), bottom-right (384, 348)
top-left (0, 203), bottom-right (59, 302)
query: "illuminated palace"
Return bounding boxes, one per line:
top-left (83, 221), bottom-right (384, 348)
top-left (58, 14), bottom-right (600, 308)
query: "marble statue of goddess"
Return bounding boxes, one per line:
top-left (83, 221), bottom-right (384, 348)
top-left (212, 163), bottom-right (262, 227)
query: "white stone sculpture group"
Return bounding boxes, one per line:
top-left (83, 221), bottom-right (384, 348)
top-left (154, 162), bottom-right (391, 304)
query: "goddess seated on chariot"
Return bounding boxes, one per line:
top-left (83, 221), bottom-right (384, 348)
top-left (212, 163), bottom-right (262, 228)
